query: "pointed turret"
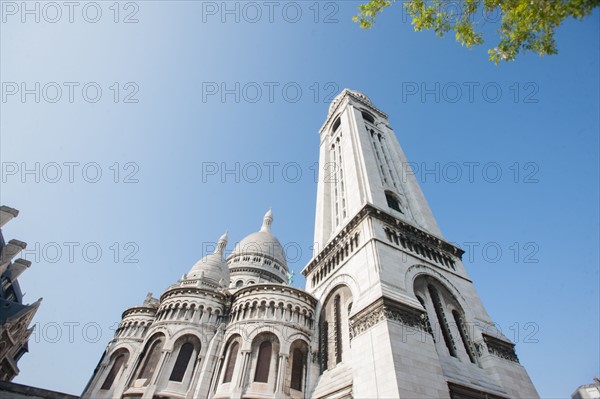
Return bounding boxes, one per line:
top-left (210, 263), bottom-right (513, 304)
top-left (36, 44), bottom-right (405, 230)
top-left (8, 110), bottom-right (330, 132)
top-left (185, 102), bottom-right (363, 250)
top-left (260, 209), bottom-right (273, 232)
top-left (216, 231), bottom-right (228, 254)
top-left (187, 231), bottom-right (230, 288)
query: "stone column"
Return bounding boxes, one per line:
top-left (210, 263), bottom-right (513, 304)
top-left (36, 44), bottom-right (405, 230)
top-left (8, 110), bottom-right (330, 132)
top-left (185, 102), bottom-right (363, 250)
top-left (236, 350), bottom-right (252, 389)
top-left (112, 361), bottom-right (131, 399)
top-left (275, 353), bottom-right (288, 394)
top-left (151, 350), bottom-right (171, 385)
top-left (122, 348), bottom-right (142, 388)
top-left (208, 355), bottom-right (224, 395)
top-left (304, 349), bottom-right (313, 395)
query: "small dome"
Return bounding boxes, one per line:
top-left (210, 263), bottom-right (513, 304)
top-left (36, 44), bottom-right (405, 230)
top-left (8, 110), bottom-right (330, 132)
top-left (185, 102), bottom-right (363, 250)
top-left (328, 89), bottom-right (372, 115)
top-left (187, 231), bottom-right (229, 287)
top-left (228, 209), bottom-right (288, 271)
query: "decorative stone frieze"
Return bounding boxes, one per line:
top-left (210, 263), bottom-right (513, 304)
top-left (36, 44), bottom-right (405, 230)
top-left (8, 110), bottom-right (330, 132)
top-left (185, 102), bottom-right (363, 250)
top-left (349, 297), bottom-right (427, 339)
top-left (482, 334), bottom-right (520, 363)
top-left (303, 204), bottom-right (464, 279)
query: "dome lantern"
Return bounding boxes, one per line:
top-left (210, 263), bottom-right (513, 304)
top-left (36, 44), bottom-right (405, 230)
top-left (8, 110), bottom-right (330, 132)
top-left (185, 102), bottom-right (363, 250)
top-left (186, 231), bottom-right (230, 288)
top-left (260, 209), bottom-right (273, 232)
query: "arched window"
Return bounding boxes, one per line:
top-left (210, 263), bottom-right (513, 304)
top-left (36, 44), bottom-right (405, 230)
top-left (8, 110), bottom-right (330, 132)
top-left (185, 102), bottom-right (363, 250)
top-left (290, 348), bottom-right (305, 391)
top-left (385, 191), bottom-right (403, 213)
top-left (223, 341), bottom-right (239, 383)
top-left (138, 337), bottom-right (164, 381)
top-left (254, 340), bottom-right (272, 383)
top-left (169, 342), bottom-right (194, 382)
top-left (235, 280), bottom-right (244, 288)
top-left (453, 310), bottom-right (477, 364)
top-left (318, 314), bottom-right (328, 373)
top-left (100, 351), bottom-right (128, 390)
top-left (415, 276), bottom-right (481, 364)
top-left (319, 285), bottom-right (352, 372)
top-left (428, 284), bottom-right (457, 357)
top-left (416, 295), bottom-right (435, 341)
top-left (334, 294), bottom-right (343, 364)
top-left (362, 111), bottom-right (375, 124)
top-left (332, 116), bottom-right (341, 132)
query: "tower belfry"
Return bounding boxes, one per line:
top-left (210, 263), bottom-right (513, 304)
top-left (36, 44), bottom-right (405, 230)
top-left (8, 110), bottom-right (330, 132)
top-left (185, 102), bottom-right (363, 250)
top-left (313, 89), bottom-right (442, 252)
top-left (303, 89), bottom-right (539, 399)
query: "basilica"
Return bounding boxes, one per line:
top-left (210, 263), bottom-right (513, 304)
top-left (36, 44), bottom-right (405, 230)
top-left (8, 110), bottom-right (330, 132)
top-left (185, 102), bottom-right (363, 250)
top-left (82, 90), bottom-right (539, 399)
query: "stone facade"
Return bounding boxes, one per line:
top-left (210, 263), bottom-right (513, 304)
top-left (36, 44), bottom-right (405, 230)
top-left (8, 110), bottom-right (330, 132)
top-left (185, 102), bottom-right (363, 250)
top-left (0, 206), bottom-right (41, 381)
top-left (82, 90), bottom-right (539, 399)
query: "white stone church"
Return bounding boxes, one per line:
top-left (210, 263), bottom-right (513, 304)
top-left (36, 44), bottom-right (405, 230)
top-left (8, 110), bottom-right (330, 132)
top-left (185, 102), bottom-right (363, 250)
top-left (82, 90), bottom-right (539, 399)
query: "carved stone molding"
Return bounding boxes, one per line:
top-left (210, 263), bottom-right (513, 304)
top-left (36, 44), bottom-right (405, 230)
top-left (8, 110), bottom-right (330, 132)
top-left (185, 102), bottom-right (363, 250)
top-left (229, 266), bottom-right (286, 284)
top-left (369, 205), bottom-right (464, 259)
top-left (349, 297), bottom-right (427, 340)
top-left (482, 334), bottom-right (519, 363)
top-left (303, 203), bottom-right (464, 277)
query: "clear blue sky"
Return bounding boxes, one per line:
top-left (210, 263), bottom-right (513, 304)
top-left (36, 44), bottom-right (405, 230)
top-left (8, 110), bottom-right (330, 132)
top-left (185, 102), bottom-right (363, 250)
top-left (1, 2), bottom-right (598, 397)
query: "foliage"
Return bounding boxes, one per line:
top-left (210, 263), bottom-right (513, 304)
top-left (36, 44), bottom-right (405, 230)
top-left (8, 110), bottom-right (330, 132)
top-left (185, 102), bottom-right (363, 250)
top-left (353, 0), bottom-right (600, 63)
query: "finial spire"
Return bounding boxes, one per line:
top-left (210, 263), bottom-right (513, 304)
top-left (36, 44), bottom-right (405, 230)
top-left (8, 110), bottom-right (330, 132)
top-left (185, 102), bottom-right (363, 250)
top-left (215, 231), bottom-right (228, 256)
top-left (260, 208), bottom-right (273, 232)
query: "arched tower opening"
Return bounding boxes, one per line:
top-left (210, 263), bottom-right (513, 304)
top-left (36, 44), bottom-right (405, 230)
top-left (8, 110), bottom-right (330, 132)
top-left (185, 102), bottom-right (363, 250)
top-left (318, 284), bottom-right (353, 373)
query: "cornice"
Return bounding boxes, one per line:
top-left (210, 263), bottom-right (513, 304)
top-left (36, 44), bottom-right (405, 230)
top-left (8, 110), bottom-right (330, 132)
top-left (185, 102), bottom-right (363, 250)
top-left (302, 204), bottom-right (464, 276)
top-left (229, 266), bottom-right (286, 284)
top-left (159, 285), bottom-right (227, 303)
top-left (371, 206), bottom-right (464, 258)
top-left (121, 306), bottom-right (157, 319)
top-left (349, 297), bottom-right (427, 340)
top-left (233, 283), bottom-right (318, 307)
top-left (482, 334), bottom-right (520, 363)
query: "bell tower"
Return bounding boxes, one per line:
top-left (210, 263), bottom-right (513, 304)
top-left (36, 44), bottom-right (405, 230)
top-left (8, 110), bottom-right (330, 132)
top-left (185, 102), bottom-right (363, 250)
top-left (312, 89), bottom-right (442, 251)
top-left (303, 90), bottom-right (539, 399)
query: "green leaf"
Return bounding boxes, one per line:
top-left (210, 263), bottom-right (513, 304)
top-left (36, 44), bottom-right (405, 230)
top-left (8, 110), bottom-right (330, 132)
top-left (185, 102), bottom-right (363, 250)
top-left (353, 0), bottom-right (600, 63)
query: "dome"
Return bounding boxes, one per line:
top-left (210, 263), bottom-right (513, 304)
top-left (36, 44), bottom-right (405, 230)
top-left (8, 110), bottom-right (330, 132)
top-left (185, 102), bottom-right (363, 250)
top-left (328, 89), bottom-right (372, 115)
top-left (228, 209), bottom-right (288, 271)
top-left (187, 231), bottom-right (229, 287)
